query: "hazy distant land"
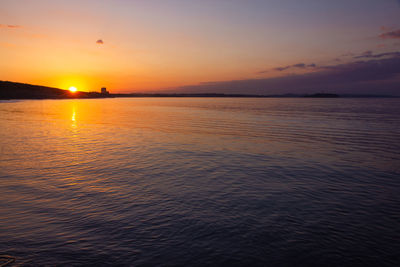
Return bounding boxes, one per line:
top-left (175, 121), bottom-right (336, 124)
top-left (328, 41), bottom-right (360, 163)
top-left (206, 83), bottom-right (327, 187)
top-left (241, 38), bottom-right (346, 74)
top-left (0, 81), bottom-right (396, 100)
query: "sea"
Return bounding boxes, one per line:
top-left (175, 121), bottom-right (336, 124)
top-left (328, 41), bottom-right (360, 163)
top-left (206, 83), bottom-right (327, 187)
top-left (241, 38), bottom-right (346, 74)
top-left (0, 98), bottom-right (399, 266)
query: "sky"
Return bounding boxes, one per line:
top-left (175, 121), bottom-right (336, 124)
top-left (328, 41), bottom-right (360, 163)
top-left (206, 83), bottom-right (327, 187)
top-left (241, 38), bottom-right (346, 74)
top-left (1, 0), bottom-right (400, 94)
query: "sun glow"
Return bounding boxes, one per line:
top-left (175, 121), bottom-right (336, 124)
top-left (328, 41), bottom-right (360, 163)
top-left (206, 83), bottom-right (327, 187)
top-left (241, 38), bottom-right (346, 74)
top-left (69, 86), bottom-right (77, 93)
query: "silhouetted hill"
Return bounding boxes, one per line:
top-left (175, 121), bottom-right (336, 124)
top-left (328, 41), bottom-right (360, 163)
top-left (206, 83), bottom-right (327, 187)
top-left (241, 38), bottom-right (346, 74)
top-left (0, 81), bottom-right (106, 99)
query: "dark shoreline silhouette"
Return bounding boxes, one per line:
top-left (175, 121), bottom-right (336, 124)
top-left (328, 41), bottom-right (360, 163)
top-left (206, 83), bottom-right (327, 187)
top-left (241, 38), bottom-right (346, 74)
top-left (0, 81), bottom-right (107, 100)
top-left (0, 81), bottom-right (396, 100)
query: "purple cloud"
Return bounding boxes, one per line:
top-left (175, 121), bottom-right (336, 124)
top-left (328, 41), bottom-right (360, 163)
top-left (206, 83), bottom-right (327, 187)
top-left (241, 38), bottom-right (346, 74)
top-left (175, 56), bottom-right (400, 96)
top-left (292, 63), bottom-right (306, 68)
top-left (267, 62), bottom-right (317, 73)
top-left (354, 51), bottom-right (400, 59)
top-left (379, 29), bottom-right (400, 39)
top-left (96, 39), bottom-right (104, 44)
top-left (274, 66), bottom-right (290, 72)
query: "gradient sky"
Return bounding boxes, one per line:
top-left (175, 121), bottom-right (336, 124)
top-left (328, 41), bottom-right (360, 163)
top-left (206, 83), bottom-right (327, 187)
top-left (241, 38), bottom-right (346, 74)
top-left (1, 0), bottom-right (400, 94)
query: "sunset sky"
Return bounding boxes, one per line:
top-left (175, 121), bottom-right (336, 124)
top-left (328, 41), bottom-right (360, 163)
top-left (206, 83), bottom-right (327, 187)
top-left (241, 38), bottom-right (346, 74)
top-left (1, 0), bottom-right (400, 94)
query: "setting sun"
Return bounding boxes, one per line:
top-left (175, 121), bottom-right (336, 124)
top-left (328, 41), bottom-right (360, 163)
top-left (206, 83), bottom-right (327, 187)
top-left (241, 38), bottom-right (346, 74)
top-left (69, 86), bottom-right (77, 93)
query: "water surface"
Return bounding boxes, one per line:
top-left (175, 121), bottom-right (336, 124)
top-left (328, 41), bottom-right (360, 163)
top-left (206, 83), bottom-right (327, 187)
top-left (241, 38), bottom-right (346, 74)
top-left (0, 98), bottom-right (399, 266)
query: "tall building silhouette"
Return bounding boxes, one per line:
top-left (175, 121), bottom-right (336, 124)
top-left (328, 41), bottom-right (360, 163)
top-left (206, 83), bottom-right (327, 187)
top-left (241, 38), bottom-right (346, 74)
top-left (101, 87), bottom-right (109, 94)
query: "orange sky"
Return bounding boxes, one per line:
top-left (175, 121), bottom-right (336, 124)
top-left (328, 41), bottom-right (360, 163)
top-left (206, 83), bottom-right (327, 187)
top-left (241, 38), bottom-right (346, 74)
top-left (1, 0), bottom-right (399, 93)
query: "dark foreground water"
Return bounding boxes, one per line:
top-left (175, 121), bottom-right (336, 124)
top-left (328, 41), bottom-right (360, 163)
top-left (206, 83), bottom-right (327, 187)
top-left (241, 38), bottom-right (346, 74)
top-left (0, 98), bottom-right (399, 266)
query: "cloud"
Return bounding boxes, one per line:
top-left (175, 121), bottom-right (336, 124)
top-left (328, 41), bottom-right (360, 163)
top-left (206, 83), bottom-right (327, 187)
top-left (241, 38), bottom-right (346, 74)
top-left (354, 50), bottom-right (400, 59)
top-left (173, 55), bottom-right (400, 95)
top-left (360, 51), bottom-right (373, 57)
top-left (274, 66), bottom-right (290, 72)
top-left (96, 39), bottom-right (104, 44)
top-left (274, 63), bottom-right (317, 71)
top-left (0, 24), bottom-right (21, 29)
top-left (258, 62), bottom-right (317, 73)
top-left (379, 29), bottom-right (400, 39)
top-left (292, 63), bottom-right (306, 68)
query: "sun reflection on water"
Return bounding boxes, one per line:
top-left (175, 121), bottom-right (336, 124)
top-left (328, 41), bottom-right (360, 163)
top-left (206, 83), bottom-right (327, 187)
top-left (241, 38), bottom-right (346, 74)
top-left (71, 110), bottom-right (76, 122)
top-left (70, 104), bottom-right (79, 143)
top-left (71, 106), bottom-right (77, 128)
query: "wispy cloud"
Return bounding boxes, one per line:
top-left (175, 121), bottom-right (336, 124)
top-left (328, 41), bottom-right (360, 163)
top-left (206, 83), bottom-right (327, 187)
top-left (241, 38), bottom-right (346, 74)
top-left (0, 24), bottom-right (21, 29)
top-left (258, 63), bottom-right (317, 74)
top-left (274, 63), bottom-right (317, 72)
top-left (96, 39), bottom-right (104, 44)
top-left (175, 55), bottom-right (400, 95)
top-left (379, 29), bottom-right (400, 39)
top-left (354, 50), bottom-right (400, 59)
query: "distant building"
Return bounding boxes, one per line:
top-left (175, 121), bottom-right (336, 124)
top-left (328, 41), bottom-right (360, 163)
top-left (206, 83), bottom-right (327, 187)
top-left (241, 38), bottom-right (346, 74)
top-left (101, 87), bottom-right (109, 94)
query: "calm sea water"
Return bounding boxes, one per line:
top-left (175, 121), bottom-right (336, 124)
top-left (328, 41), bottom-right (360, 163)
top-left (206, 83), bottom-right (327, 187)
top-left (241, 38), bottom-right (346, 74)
top-left (0, 98), bottom-right (399, 266)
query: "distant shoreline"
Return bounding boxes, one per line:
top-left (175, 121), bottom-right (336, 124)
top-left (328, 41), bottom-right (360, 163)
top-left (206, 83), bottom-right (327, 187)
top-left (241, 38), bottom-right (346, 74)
top-left (110, 93), bottom-right (397, 98)
top-left (1, 81), bottom-right (398, 100)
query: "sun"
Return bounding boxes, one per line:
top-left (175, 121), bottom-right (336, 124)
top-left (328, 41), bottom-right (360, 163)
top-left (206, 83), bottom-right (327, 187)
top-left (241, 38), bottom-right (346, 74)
top-left (69, 86), bottom-right (77, 93)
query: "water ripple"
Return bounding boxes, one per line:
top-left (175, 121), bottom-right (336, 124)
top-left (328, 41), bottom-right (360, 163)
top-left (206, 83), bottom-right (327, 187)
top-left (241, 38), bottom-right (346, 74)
top-left (0, 98), bottom-right (399, 266)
